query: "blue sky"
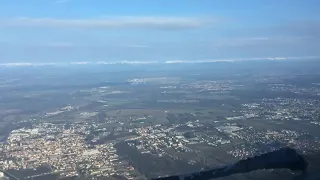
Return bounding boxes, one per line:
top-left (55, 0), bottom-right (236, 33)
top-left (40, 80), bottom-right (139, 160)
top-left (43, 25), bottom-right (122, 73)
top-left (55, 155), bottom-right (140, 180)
top-left (0, 0), bottom-right (319, 63)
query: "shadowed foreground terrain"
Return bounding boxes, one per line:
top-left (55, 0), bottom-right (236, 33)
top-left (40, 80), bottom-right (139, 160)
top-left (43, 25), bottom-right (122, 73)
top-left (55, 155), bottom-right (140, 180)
top-left (153, 149), bottom-right (320, 180)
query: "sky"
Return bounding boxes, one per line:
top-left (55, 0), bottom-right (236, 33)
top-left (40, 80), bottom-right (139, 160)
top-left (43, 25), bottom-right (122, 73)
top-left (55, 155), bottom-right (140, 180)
top-left (0, 0), bottom-right (320, 63)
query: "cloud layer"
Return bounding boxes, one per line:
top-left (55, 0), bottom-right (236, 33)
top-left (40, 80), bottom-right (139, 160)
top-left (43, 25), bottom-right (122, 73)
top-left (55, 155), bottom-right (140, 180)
top-left (0, 16), bottom-right (215, 30)
top-left (1, 56), bottom-right (318, 67)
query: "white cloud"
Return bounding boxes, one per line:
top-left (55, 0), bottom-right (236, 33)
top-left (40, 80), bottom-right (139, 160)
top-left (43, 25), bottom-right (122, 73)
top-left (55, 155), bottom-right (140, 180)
top-left (251, 37), bottom-right (269, 40)
top-left (0, 16), bottom-right (216, 30)
top-left (0, 62), bottom-right (57, 67)
top-left (47, 42), bottom-right (75, 47)
top-left (70, 61), bottom-right (91, 65)
top-left (211, 36), bottom-right (310, 48)
top-left (55, 0), bottom-right (73, 3)
top-left (125, 44), bottom-right (149, 48)
top-left (1, 56), bottom-right (319, 67)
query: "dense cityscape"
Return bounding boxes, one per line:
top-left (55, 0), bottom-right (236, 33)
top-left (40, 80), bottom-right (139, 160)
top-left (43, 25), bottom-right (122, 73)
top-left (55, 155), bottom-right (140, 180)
top-left (1, 61), bottom-right (320, 180)
top-left (1, 0), bottom-right (320, 179)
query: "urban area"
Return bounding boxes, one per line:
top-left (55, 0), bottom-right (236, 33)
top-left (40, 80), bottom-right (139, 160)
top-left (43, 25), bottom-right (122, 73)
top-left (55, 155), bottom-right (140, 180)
top-left (0, 61), bottom-right (320, 180)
